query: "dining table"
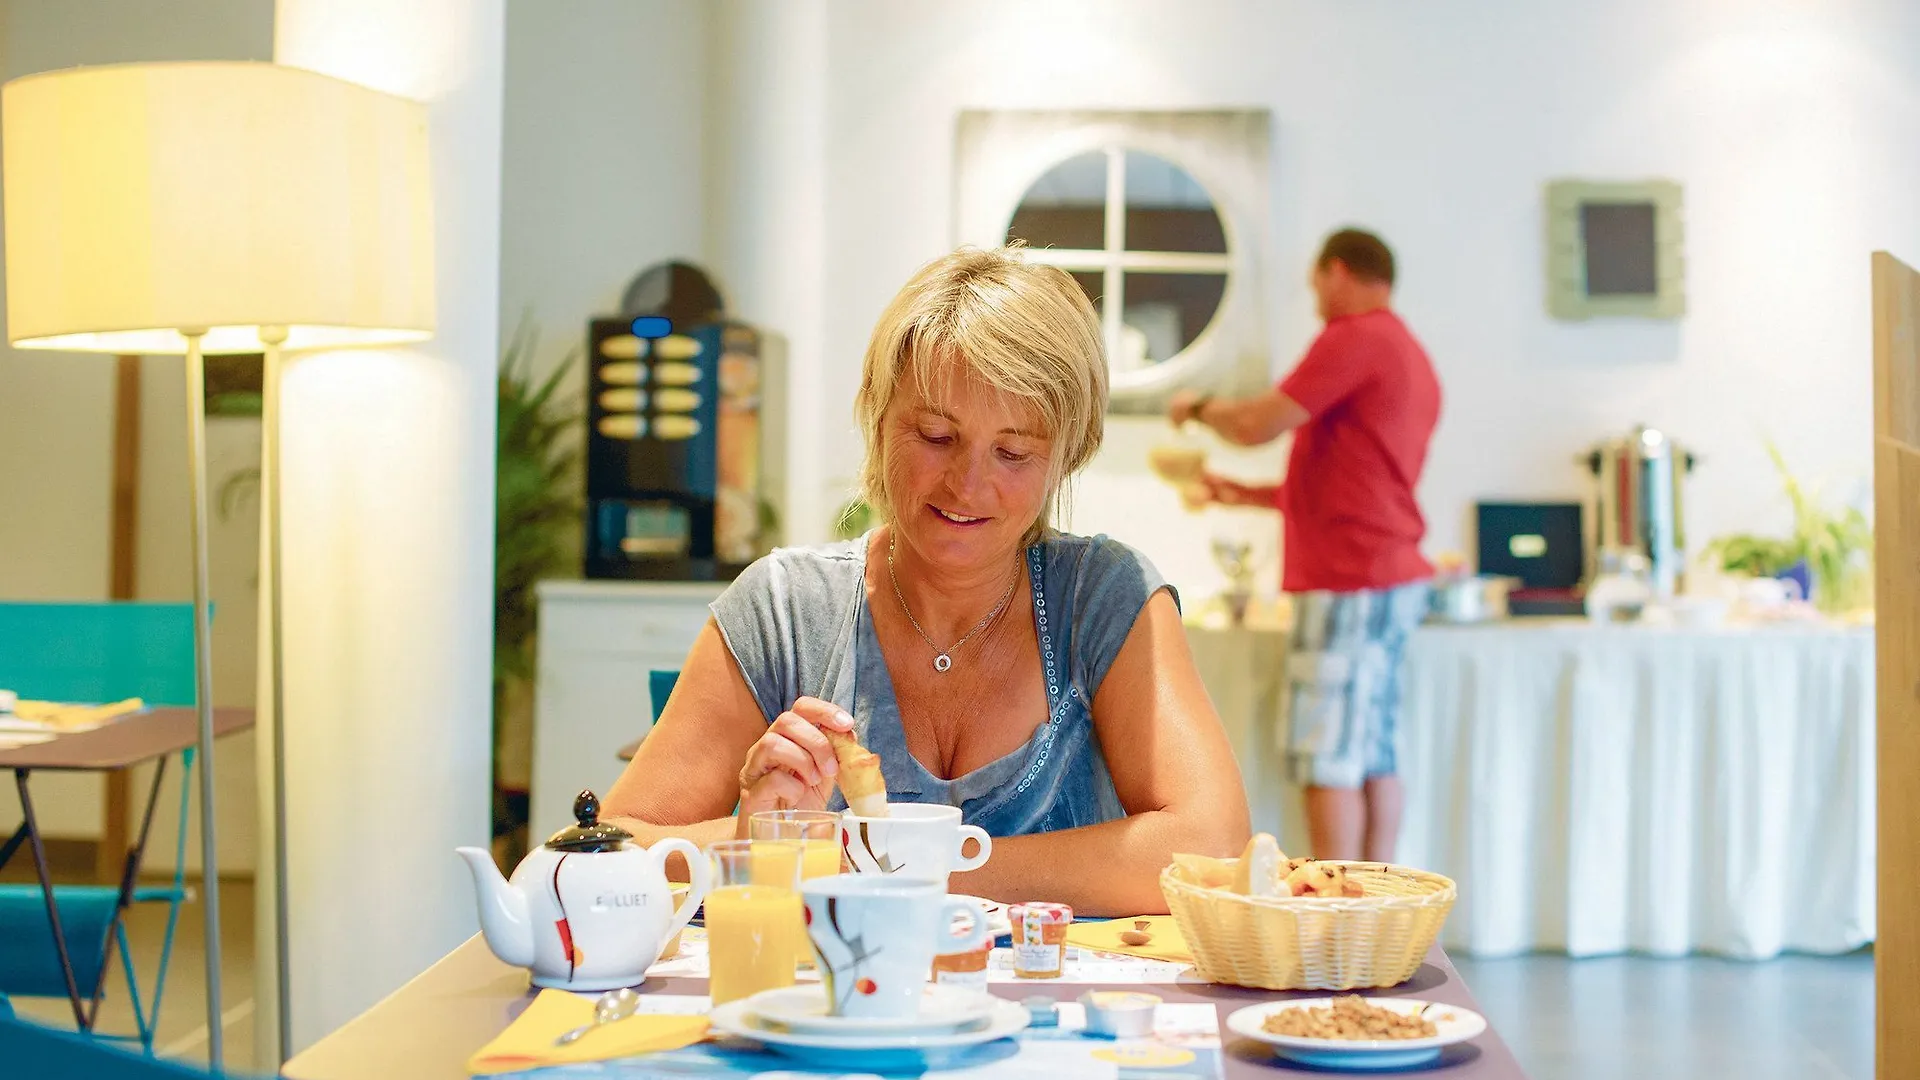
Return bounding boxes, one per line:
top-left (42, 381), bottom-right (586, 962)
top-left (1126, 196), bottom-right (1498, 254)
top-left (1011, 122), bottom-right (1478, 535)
top-left (282, 933), bottom-right (1531, 1079)
top-left (0, 704), bottom-right (253, 1032)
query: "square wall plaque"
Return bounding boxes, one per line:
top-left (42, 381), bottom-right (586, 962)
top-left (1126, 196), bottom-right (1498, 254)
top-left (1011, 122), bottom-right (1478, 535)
top-left (1545, 179), bottom-right (1685, 319)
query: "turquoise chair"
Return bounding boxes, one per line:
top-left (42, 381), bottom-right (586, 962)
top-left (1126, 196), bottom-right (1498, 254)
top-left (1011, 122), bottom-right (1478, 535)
top-left (0, 602), bottom-right (202, 1052)
top-left (649, 669), bottom-right (679, 725)
top-left (0, 1009), bottom-right (248, 1079)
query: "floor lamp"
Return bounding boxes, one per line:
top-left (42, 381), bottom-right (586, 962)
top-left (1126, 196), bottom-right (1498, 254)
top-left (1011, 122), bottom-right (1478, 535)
top-left (1, 62), bottom-right (434, 1068)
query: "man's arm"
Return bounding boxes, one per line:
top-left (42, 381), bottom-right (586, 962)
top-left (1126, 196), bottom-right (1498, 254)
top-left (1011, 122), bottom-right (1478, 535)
top-left (1170, 388), bottom-right (1309, 447)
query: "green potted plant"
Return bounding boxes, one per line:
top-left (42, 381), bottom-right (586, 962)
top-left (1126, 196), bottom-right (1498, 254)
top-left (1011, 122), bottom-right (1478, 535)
top-left (493, 322), bottom-right (583, 860)
top-left (832, 496), bottom-right (873, 541)
top-left (1706, 442), bottom-right (1872, 615)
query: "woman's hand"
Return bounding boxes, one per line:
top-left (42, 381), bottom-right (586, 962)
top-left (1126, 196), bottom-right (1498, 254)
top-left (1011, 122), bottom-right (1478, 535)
top-left (735, 697), bottom-right (854, 833)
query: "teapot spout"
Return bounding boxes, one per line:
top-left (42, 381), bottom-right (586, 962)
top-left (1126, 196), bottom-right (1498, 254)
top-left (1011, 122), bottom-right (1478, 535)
top-left (456, 847), bottom-right (534, 968)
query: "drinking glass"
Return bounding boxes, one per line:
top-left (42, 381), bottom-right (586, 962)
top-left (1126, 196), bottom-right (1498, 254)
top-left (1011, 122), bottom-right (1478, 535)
top-left (750, 810), bottom-right (843, 878)
top-left (705, 839), bottom-right (802, 1005)
top-left (750, 810), bottom-right (842, 968)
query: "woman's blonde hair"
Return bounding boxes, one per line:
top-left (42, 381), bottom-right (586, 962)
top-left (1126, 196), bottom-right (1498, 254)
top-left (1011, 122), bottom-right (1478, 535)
top-left (854, 246), bottom-right (1107, 546)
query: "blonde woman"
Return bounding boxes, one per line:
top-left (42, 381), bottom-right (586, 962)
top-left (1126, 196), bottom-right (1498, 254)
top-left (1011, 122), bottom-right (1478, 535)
top-left (605, 247), bottom-right (1249, 914)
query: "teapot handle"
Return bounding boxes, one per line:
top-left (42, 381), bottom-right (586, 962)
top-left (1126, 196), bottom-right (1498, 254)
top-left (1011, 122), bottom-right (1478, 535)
top-left (652, 838), bottom-right (709, 962)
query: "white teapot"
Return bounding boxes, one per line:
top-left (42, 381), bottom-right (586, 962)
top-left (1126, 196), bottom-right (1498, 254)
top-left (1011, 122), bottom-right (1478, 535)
top-left (456, 790), bottom-right (709, 990)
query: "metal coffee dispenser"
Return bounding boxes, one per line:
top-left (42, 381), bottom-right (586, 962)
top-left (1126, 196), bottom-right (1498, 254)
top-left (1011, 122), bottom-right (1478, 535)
top-left (1582, 425), bottom-right (1697, 597)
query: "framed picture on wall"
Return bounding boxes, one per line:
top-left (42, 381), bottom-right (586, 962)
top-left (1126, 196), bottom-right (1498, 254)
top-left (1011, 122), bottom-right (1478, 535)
top-left (1545, 178), bottom-right (1686, 320)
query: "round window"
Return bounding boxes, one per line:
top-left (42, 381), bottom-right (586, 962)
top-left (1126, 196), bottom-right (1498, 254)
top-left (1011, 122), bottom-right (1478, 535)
top-left (1005, 149), bottom-right (1231, 391)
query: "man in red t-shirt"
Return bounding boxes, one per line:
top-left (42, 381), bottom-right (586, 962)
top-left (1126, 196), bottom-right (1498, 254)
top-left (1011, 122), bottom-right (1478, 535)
top-left (1169, 228), bottom-right (1440, 863)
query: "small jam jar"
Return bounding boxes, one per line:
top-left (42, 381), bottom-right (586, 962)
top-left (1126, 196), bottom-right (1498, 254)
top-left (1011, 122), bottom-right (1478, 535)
top-left (1009, 902), bottom-right (1073, 979)
top-left (931, 937), bottom-right (992, 987)
top-left (931, 905), bottom-right (994, 987)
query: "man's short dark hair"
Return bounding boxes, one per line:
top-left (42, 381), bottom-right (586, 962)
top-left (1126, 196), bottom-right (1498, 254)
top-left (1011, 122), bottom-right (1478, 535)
top-left (1316, 228), bottom-right (1395, 286)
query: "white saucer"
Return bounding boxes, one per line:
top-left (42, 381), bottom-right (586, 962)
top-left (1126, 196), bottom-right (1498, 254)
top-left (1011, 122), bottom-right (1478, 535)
top-left (746, 983), bottom-right (996, 1036)
top-left (951, 894), bottom-right (1014, 938)
top-left (1225, 998), bottom-right (1487, 1071)
top-left (711, 996), bottom-right (1029, 1069)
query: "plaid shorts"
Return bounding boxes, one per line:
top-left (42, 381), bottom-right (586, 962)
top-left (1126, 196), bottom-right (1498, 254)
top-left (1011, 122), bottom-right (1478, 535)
top-left (1281, 581), bottom-right (1430, 789)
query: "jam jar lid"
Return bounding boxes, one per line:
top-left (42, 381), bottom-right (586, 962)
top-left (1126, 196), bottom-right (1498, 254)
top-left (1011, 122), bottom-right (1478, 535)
top-left (1010, 902), bottom-right (1074, 926)
top-left (544, 790), bottom-right (632, 853)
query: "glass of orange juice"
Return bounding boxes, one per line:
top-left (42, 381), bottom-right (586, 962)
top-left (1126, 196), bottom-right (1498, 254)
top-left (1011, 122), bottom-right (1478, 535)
top-left (706, 839), bottom-right (802, 1005)
top-left (750, 810), bottom-right (843, 878)
top-left (750, 811), bottom-right (841, 968)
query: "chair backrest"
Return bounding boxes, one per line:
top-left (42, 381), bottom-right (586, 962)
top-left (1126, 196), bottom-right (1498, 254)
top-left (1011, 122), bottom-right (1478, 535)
top-left (0, 1012), bottom-right (246, 1078)
top-left (0, 602), bottom-right (200, 705)
top-left (649, 669), bottom-right (679, 724)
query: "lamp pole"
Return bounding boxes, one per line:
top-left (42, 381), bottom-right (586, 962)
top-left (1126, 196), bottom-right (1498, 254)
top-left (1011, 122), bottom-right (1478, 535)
top-left (181, 328), bottom-right (226, 1071)
top-left (259, 325), bottom-right (293, 1064)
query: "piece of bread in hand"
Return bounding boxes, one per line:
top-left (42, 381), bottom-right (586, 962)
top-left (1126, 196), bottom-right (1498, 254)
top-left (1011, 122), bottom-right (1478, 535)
top-left (1233, 833), bottom-right (1286, 897)
top-left (826, 727), bottom-right (889, 816)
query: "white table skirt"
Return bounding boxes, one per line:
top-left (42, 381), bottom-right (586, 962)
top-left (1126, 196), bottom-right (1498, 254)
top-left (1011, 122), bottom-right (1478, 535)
top-left (1193, 617), bottom-right (1876, 961)
top-left (1397, 620), bottom-right (1875, 960)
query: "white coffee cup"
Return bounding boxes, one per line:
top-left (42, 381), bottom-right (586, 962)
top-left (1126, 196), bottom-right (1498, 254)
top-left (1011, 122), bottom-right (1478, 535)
top-left (800, 874), bottom-right (987, 1019)
top-left (839, 804), bottom-right (991, 889)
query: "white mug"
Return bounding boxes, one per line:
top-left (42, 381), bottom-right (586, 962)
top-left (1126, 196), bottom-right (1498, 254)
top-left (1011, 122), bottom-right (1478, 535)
top-left (801, 874), bottom-right (987, 1019)
top-left (839, 804), bottom-right (991, 889)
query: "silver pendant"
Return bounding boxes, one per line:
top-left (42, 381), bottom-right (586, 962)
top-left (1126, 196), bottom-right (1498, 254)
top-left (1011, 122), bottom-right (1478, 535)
top-left (934, 654), bottom-right (952, 672)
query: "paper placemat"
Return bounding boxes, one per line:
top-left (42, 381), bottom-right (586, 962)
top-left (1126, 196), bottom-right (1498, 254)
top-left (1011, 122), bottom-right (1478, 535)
top-left (503, 994), bottom-right (1224, 1080)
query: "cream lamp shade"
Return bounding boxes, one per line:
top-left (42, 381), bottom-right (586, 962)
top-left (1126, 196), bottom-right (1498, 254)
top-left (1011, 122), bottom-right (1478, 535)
top-left (2, 61), bottom-right (434, 354)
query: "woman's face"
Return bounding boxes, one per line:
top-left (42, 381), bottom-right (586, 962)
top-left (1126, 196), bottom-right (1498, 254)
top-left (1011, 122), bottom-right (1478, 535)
top-left (883, 369), bottom-right (1054, 573)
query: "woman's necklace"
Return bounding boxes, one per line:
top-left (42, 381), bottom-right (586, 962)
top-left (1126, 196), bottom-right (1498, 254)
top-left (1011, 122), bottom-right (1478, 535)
top-left (887, 536), bottom-right (1018, 673)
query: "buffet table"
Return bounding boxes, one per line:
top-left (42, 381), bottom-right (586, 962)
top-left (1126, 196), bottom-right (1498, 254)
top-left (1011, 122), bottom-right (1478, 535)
top-left (1197, 613), bottom-right (1874, 960)
top-left (281, 935), bottom-right (1529, 1079)
top-left (1397, 618), bottom-right (1875, 960)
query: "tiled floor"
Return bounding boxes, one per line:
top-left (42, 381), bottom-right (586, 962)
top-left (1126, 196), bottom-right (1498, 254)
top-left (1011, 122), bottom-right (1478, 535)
top-left (1452, 951), bottom-right (1874, 1080)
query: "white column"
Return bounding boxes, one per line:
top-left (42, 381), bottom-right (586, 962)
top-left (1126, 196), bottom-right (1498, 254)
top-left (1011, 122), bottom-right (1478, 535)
top-left (265, 0), bottom-right (503, 1057)
top-left (706, 0), bottom-right (832, 542)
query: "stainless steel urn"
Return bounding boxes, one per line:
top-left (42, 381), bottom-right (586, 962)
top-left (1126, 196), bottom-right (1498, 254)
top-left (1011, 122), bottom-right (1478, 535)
top-left (1582, 425), bottom-right (1697, 597)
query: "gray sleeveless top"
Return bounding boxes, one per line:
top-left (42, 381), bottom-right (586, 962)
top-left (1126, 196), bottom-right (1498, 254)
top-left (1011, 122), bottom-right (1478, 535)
top-left (710, 532), bottom-right (1175, 837)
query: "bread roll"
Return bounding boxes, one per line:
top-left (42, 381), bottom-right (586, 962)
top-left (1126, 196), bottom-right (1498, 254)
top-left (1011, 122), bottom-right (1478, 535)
top-left (1233, 834), bottom-right (1285, 897)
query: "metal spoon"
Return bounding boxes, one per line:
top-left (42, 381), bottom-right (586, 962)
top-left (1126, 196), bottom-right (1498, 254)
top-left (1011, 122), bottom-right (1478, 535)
top-left (1119, 919), bottom-right (1155, 947)
top-left (554, 987), bottom-right (641, 1046)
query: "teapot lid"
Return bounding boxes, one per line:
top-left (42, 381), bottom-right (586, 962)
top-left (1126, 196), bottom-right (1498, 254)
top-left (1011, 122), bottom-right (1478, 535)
top-left (544, 790), bottom-right (632, 853)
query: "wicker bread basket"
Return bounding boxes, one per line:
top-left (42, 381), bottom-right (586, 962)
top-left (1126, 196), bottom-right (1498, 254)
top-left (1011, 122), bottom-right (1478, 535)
top-left (1160, 861), bottom-right (1456, 991)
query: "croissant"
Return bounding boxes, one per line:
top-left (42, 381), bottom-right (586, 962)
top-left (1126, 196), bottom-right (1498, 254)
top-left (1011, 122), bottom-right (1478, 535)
top-left (827, 727), bottom-right (889, 816)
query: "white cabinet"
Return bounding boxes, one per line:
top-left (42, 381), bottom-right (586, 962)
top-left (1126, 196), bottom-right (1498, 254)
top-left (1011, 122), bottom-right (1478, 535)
top-left (531, 579), bottom-right (723, 837)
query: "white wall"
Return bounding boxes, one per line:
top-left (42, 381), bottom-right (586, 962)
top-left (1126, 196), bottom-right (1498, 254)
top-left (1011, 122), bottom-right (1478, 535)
top-left (697, 0), bottom-right (1920, 601)
top-left (274, 0), bottom-right (503, 1051)
top-left (0, 0), bottom-right (271, 856)
top-left (500, 0), bottom-right (712, 387)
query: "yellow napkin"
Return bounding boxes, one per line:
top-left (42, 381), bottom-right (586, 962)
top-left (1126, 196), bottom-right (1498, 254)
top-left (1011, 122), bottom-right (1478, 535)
top-left (12, 698), bottom-right (145, 731)
top-left (467, 989), bottom-right (709, 1076)
top-left (1066, 916), bottom-right (1194, 965)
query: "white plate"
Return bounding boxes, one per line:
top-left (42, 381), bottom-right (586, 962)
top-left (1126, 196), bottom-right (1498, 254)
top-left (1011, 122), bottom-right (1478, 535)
top-left (710, 996), bottom-right (1029, 1069)
top-left (746, 983), bottom-right (996, 1036)
top-left (1225, 997), bottom-right (1487, 1071)
top-left (951, 894), bottom-right (1013, 938)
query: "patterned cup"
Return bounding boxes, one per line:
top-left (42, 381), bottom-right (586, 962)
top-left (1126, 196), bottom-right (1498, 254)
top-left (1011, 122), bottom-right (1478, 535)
top-left (839, 804), bottom-right (991, 889)
top-left (800, 873), bottom-right (987, 1019)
